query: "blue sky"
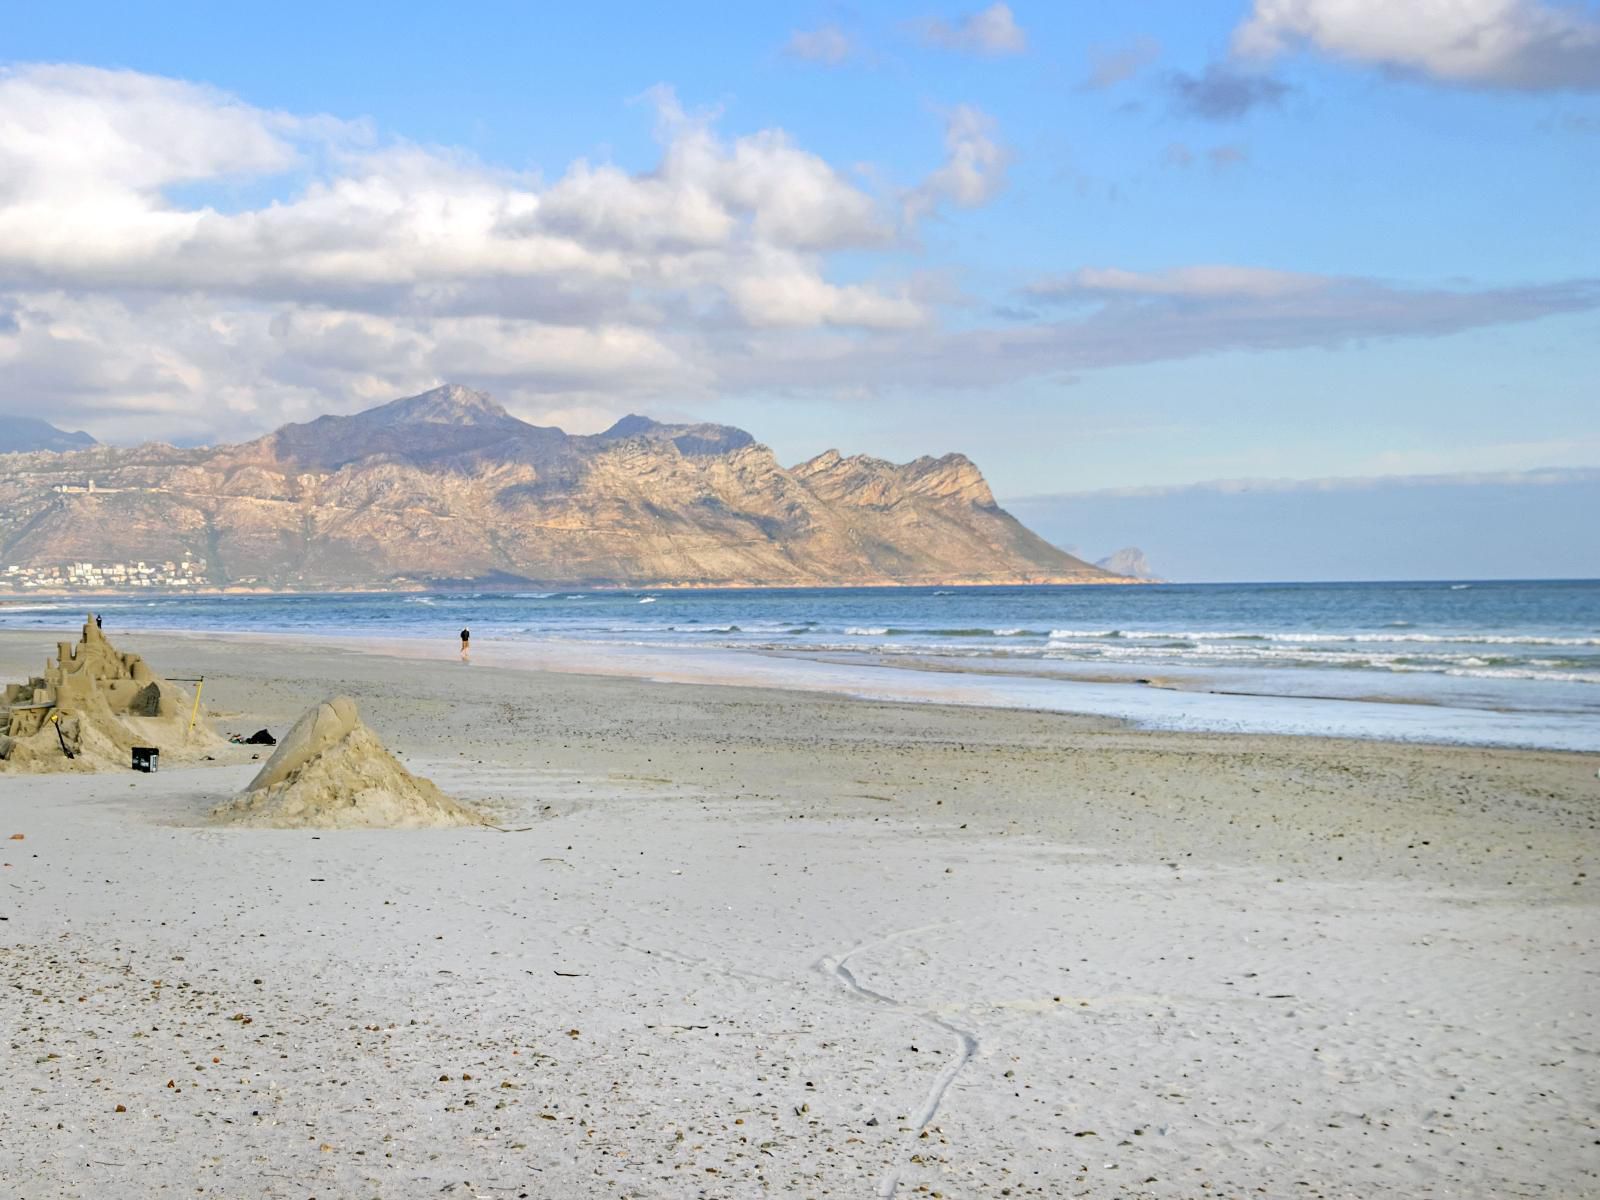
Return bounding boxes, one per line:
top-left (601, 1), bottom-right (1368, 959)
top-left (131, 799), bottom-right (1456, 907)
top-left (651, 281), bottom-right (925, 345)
top-left (2, 1), bottom-right (1597, 577)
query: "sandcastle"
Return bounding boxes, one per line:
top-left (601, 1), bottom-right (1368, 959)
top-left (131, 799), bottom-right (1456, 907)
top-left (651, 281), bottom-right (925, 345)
top-left (0, 618), bottom-right (215, 771)
top-left (211, 696), bottom-right (482, 829)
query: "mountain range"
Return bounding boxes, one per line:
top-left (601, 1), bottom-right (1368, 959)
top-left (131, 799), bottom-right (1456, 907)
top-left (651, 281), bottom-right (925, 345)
top-left (0, 386), bottom-right (1121, 590)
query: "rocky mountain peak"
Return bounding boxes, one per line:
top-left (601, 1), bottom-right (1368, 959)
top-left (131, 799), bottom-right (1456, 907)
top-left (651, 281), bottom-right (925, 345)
top-left (602, 414), bottom-right (663, 439)
top-left (265, 384), bottom-right (537, 471)
top-left (793, 449), bottom-right (844, 476)
top-left (368, 384), bottom-right (513, 426)
top-left (598, 413), bottom-right (756, 458)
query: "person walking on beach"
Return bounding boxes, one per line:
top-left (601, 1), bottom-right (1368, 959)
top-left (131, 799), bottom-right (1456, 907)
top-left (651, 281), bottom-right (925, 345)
top-left (459, 628), bottom-right (471, 663)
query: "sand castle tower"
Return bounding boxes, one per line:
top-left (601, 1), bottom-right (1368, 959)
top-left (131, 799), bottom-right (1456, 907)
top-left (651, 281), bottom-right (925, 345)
top-left (1, 617), bottom-right (206, 769)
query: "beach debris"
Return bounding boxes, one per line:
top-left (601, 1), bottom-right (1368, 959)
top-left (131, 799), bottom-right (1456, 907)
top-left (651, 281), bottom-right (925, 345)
top-left (210, 696), bottom-right (483, 829)
top-left (228, 728), bottom-right (277, 746)
top-left (0, 617), bottom-right (217, 773)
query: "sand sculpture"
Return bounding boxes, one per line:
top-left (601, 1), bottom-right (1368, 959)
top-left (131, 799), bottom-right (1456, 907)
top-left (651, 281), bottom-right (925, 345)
top-left (0, 617), bottom-right (214, 771)
top-left (211, 696), bottom-right (482, 829)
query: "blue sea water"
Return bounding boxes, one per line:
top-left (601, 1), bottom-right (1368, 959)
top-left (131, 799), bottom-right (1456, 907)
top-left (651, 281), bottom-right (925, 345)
top-left (3, 580), bottom-right (1596, 750)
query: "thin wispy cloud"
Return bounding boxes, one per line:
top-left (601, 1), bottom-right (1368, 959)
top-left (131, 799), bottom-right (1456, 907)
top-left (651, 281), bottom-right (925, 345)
top-left (717, 272), bottom-right (1600, 395)
top-left (916, 3), bottom-right (1027, 56)
top-left (1020, 465), bottom-right (1600, 502)
top-left (1084, 36), bottom-right (1162, 88)
top-left (1235, 0), bottom-right (1600, 90)
top-left (1162, 143), bottom-right (1251, 170)
top-left (1166, 63), bottom-right (1290, 120)
top-left (1027, 265), bottom-right (1327, 301)
top-left (1208, 144), bottom-right (1249, 169)
top-left (785, 25), bottom-right (853, 66)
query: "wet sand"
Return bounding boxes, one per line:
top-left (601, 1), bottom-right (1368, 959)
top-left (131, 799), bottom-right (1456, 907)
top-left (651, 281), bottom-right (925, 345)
top-left (1, 630), bottom-right (1596, 1198)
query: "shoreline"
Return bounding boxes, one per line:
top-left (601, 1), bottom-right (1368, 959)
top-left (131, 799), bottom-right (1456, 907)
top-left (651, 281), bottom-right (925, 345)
top-left (0, 575), bottom-right (1142, 601)
top-left (6, 623), bottom-right (1592, 753)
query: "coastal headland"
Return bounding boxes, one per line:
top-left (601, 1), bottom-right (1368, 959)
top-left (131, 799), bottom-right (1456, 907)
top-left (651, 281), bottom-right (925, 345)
top-left (0, 386), bottom-right (1125, 594)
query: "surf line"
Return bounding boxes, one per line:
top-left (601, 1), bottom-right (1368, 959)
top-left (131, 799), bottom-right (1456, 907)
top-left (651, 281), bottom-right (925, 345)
top-left (815, 924), bottom-right (980, 1198)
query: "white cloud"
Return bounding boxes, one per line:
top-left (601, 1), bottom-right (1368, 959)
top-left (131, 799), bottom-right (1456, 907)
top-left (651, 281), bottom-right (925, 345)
top-left (786, 25), bottom-right (854, 65)
top-left (1235, 0), bottom-right (1600, 90)
top-left (918, 3), bottom-right (1027, 56)
top-left (0, 70), bottom-right (894, 299)
top-left (725, 249), bottom-right (926, 329)
top-left (0, 65), bottom-right (1023, 440)
top-left (1028, 265), bottom-right (1328, 300)
top-left (0, 65), bottom-right (308, 201)
top-left (904, 105), bottom-right (1010, 220)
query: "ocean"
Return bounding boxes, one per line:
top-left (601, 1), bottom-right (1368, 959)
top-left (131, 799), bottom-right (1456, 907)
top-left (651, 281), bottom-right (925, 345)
top-left (3, 580), bottom-right (1596, 751)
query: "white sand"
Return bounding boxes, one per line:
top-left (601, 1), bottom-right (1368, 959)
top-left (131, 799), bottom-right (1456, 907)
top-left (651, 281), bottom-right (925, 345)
top-left (0, 630), bottom-right (1595, 1198)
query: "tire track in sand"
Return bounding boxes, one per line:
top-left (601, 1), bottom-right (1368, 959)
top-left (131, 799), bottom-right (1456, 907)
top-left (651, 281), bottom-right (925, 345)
top-left (815, 924), bottom-right (979, 1199)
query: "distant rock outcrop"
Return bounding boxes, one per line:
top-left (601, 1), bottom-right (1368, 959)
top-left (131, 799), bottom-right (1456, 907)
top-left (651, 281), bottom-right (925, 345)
top-left (0, 417), bottom-right (96, 455)
top-left (0, 384), bottom-right (1118, 590)
top-left (1095, 547), bottom-right (1161, 581)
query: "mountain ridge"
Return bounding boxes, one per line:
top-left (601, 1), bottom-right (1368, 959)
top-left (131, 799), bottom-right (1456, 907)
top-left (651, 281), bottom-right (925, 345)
top-left (0, 386), bottom-right (1125, 591)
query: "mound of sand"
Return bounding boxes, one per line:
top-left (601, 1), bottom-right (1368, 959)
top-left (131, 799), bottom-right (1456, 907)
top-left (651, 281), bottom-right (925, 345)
top-left (211, 696), bottom-right (482, 829)
top-left (0, 617), bottom-right (220, 773)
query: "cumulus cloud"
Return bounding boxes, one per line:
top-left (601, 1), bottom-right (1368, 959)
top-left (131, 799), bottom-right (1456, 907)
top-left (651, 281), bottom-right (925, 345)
top-left (1166, 63), bottom-right (1291, 120)
top-left (0, 65), bottom-right (308, 202)
top-left (0, 65), bottom-right (1022, 440)
top-left (1234, 0), bottom-right (1600, 90)
top-left (903, 105), bottom-right (1010, 220)
top-left (785, 25), bottom-right (854, 65)
top-left (917, 3), bottom-right (1027, 56)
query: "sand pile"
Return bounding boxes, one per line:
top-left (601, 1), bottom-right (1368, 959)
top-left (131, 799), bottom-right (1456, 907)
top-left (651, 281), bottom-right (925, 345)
top-left (211, 696), bottom-right (482, 829)
top-left (0, 618), bottom-right (219, 772)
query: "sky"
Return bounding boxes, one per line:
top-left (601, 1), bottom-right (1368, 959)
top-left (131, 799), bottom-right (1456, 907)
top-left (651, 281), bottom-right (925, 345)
top-left (2, 1), bottom-right (1597, 579)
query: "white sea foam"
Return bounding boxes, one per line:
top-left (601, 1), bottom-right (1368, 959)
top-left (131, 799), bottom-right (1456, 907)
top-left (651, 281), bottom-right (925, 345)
top-left (1045, 628), bottom-right (1600, 647)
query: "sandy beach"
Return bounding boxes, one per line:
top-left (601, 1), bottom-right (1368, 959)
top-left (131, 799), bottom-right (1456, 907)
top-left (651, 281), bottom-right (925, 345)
top-left (2, 629), bottom-right (1596, 1199)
